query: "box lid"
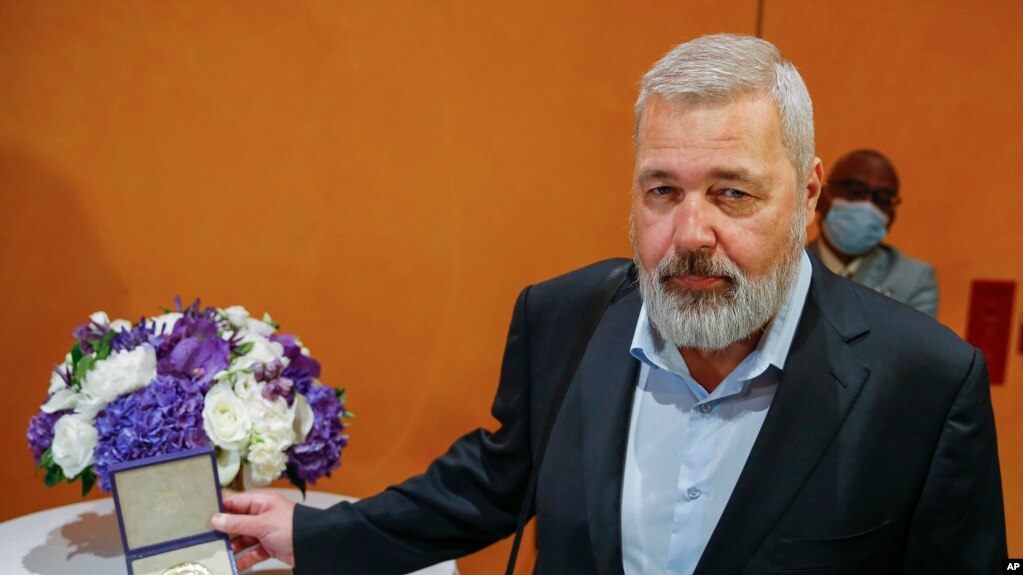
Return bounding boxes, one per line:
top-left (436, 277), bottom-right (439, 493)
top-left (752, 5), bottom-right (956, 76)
top-left (110, 447), bottom-right (223, 553)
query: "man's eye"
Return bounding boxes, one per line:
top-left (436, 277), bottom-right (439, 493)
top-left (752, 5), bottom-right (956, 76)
top-left (649, 186), bottom-right (675, 196)
top-left (719, 188), bottom-right (749, 199)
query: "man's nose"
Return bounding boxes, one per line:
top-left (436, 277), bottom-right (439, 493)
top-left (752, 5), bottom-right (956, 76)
top-left (671, 197), bottom-right (716, 253)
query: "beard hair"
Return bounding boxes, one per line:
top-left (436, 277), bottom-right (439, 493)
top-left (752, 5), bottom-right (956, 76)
top-left (632, 208), bottom-right (806, 351)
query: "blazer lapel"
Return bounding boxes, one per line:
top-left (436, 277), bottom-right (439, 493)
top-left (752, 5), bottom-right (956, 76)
top-left (576, 286), bottom-right (642, 575)
top-left (694, 259), bottom-right (871, 575)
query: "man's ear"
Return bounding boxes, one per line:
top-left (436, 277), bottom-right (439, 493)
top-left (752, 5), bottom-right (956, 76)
top-left (803, 158), bottom-right (824, 226)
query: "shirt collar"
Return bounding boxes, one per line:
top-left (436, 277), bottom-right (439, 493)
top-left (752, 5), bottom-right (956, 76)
top-left (630, 250), bottom-right (813, 381)
top-left (816, 238), bottom-right (862, 278)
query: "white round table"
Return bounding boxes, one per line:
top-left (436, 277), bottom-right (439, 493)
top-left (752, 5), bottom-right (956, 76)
top-left (0, 489), bottom-right (458, 574)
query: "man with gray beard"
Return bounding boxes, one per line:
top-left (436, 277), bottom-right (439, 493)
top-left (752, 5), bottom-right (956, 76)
top-left (214, 34), bottom-right (1005, 575)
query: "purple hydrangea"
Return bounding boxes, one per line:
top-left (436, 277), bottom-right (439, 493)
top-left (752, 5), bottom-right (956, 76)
top-left (27, 404), bottom-right (71, 464)
top-left (287, 384), bottom-right (348, 483)
top-left (92, 375), bottom-right (210, 491)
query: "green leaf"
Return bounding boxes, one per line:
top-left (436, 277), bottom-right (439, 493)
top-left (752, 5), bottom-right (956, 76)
top-left (342, 410), bottom-right (355, 419)
top-left (94, 330), bottom-right (116, 361)
top-left (285, 464), bottom-right (307, 500)
top-left (44, 465), bottom-right (65, 487)
top-left (39, 448), bottom-right (54, 469)
top-left (334, 387), bottom-right (347, 404)
top-left (234, 342), bottom-right (254, 357)
top-left (73, 355), bottom-right (96, 387)
top-left (80, 469), bottom-right (96, 497)
top-left (262, 313), bottom-right (280, 330)
top-left (70, 343), bottom-right (83, 368)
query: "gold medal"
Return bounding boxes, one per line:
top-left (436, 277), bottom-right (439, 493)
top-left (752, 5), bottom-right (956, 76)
top-left (162, 561), bottom-right (213, 575)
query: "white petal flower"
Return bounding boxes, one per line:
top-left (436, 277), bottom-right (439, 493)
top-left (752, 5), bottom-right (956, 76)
top-left (244, 317), bottom-right (276, 338)
top-left (292, 394), bottom-right (315, 445)
top-left (89, 311), bottom-right (110, 325)
top-left (246, 441), bottom-right (288, 486)
top-left (48, 366), bottom-right (69, 395)
top-left (202, 383), bottom-right (252, 450)
top-left (42, 388), bottom-right (79, 413)
top-left (231, 335), bottom-right (285, 371)
top-left (80, 344), bottom-right (157, 404)
top-left (150, 312), bottom-right (182, 336)
top-left (216, 448), bottom-right (242, 486)
top-left (74, 394), bottom-right (107, 420)
top-left (222, 306), bottom-right (250, 328)
top-left (248, 395), bottom-right (297, 451)
top-left (231, 372), bottom-right (263, 400)
top-left (51, 414), bottom-right (97, 478)
top-left (109, 319), bottom-right (133, 333)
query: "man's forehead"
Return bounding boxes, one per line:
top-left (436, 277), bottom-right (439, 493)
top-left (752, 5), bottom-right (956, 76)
top-left (828, 154), bottom-right (898, 190)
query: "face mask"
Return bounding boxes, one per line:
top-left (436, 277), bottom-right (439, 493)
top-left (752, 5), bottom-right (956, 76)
top-left (822, 198), bottom-right (890, 256)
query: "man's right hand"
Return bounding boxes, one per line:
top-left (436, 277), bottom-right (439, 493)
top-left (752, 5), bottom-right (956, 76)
top-left (211, 491), bottom-right (298, 571)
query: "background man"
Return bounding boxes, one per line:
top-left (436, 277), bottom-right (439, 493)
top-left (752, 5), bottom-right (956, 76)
top-left (809, 149), bottom-right (939, 316)
top-left (212, 34), bottom-right (1004, 574)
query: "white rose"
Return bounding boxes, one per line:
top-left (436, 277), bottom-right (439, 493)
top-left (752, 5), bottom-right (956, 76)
top-left (222, 306), bottom-right (250, 328)
top-left (150, 312), bottom-right (182, 336)
top-left (292, 394), bottom-right (315, 444)
top-left (230, 372), bottom-right (263, 400)
top-left (80, 344), bottom-right (157, 404)
top-left (51, 414), bottom-right (97, 478)
top-left (216, 448), bottom-right (242, 486)
top-left (246, 441), bottom-right (288, 486)
top-left (202, 383), bottom-right (252, 450)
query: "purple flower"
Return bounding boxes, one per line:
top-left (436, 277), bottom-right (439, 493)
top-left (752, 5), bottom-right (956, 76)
top-left (287, 385), bottom-right (348, 483)
top-left (92, 375), bottom-right (209, 491)
top-left (27, 404), bottom-right (71, 464)
top-left (71, 321), bottom-right (109, 355)
top-left (157, 336), bottom-right (229, 387)
top-left (262, 377), bottom-right (295, 403)
top-left (272, 334), bottom-right (321, 395)
top-left (111, 320), bottom-right (162, 353)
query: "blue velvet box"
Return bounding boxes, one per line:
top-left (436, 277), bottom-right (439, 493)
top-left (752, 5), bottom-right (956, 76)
top-left (109, 447), bottom-right (239, 575)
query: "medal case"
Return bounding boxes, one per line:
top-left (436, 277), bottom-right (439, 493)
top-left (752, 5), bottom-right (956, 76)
top-left (109, 447), bottom-right (239, 575)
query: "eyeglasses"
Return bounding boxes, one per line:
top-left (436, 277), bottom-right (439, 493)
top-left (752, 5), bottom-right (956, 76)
top-left (827, 179), bottom-right (901, 211)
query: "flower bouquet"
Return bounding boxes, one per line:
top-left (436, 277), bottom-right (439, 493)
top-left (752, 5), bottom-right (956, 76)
top-left (27, 300), bottom-right (350, 496)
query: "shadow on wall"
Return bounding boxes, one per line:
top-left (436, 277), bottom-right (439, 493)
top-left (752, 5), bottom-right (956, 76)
top-left (0, 147), bottom-right (129, 520)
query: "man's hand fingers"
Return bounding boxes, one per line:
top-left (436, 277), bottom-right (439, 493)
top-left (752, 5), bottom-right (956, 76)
top-left (231, 535), bottom-right (260, 553)
top-left (235, 544), bottom-right (272, 572)
top-left (211, 511), bottom-right (258, 536)
top-left (222, 492), bottom-right (277, 515)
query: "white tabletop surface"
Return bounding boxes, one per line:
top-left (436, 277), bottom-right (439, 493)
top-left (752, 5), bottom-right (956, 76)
top-left (0, 488), bottom-right (457, 575)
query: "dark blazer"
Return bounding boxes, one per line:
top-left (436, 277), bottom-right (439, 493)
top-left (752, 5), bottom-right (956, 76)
top-left (294, 254), bottom-right (1005, 574)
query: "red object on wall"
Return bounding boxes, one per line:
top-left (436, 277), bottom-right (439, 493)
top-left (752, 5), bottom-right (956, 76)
top-left (965, 280), bottom-right (1016, 385)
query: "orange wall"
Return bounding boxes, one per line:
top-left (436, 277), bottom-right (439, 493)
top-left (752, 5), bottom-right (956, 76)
top-left (1, 1), bottom-right (1020, 572)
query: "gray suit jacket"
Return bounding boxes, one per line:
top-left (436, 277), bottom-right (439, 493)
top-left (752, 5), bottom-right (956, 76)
top-left (808, 239), bottom-right (939, 317)
top-left (293, 255), bottom-right (1003, 574)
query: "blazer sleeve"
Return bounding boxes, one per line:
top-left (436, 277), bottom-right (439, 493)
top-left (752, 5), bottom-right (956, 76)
top-left (292, 287), bottom-right (536, 574)
top-left (902, 348), bottom-right (1006, 573)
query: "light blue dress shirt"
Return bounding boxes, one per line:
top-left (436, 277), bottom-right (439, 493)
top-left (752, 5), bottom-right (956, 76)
top-left (621, 251), bottom-right (812, 575)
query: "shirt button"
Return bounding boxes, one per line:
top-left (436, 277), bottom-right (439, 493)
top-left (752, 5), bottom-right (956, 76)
top-left (687, 487), bottom-right (701, 500)
top-left (699, 403), bottom-right (712, 413)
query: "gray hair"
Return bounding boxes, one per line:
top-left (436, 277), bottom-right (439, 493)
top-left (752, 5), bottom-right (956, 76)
top-left (635, 34), bottom-right (815, 183)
